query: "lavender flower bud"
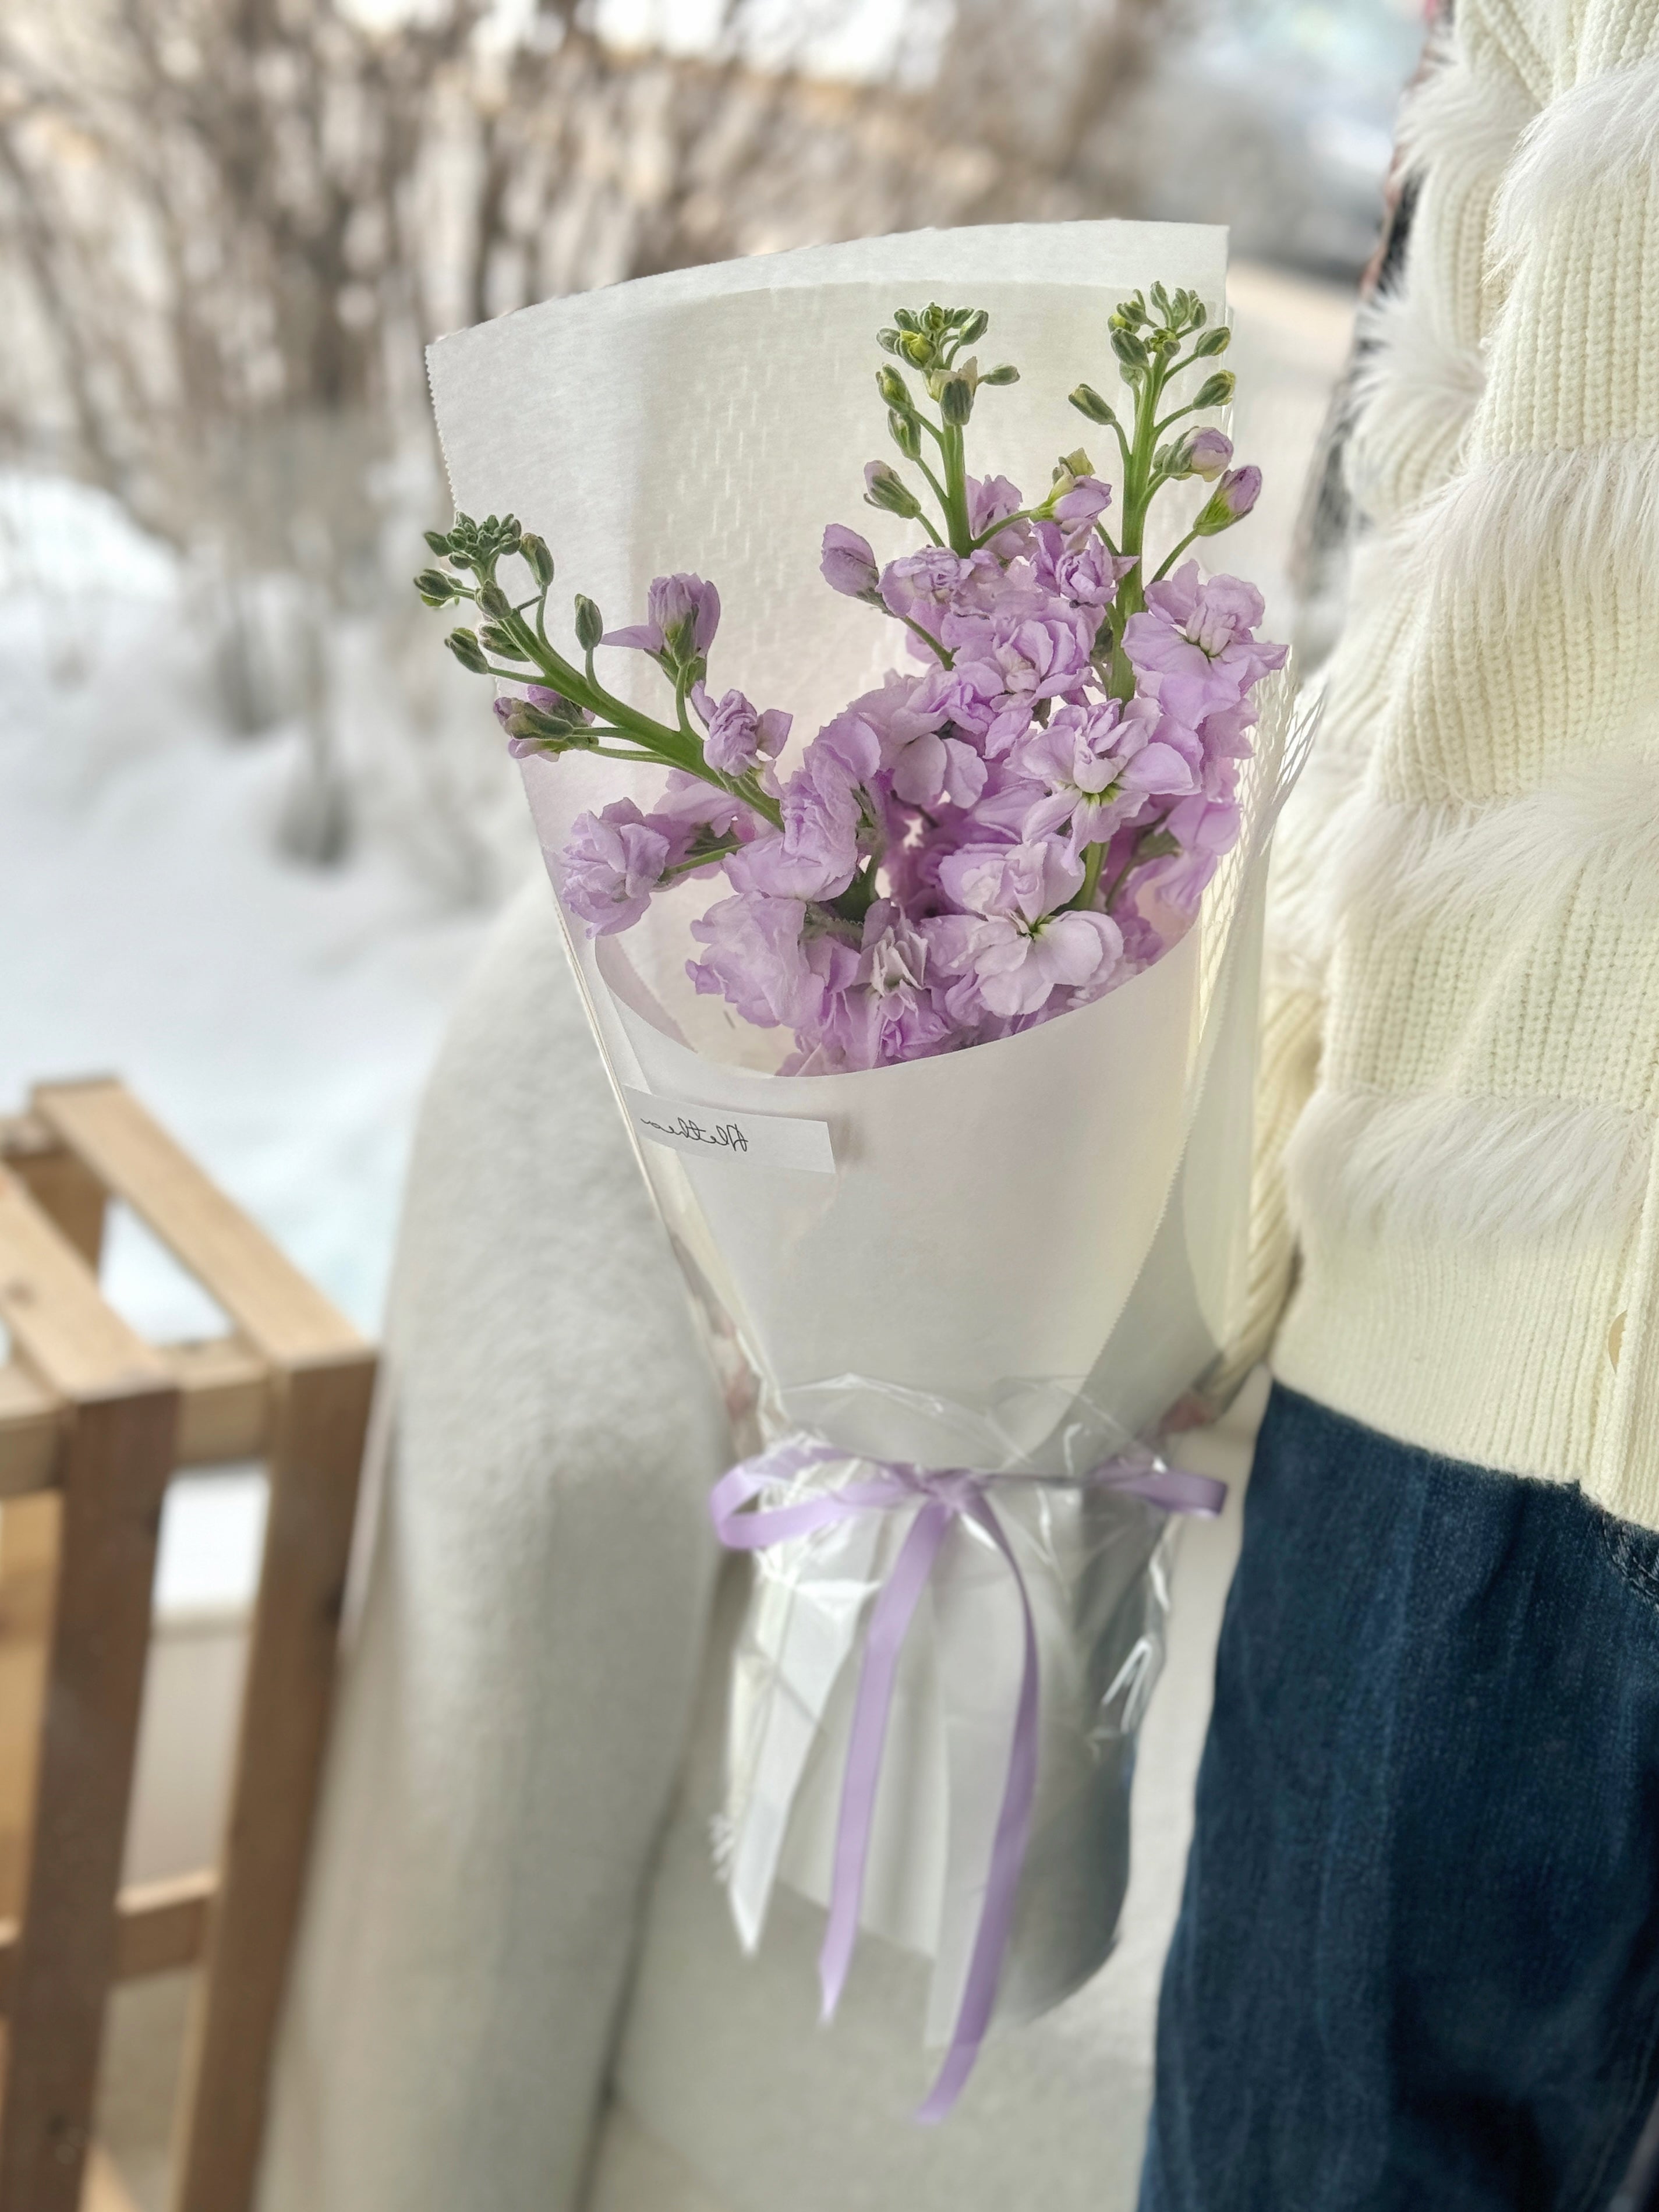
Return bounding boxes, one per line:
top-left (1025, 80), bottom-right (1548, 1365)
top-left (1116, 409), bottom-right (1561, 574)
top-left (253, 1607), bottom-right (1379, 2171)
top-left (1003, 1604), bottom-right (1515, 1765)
top-left (888, 409), bottom-right (922, 460)
top-left (414, 568), bottom-right (458, 606)
top-left (1193, 325), bottom-right (1231, 358)
top-left (864, 461), bottom-right (922, 520)
top-left (1194, 370), bottom-right (1236, 410)
top-left (876, 365), bottom-right (911, 411)
top-left (1069, 383), bottom-right (1117, 427)
top-left (477, 579), bottom-right (512, 621)
top-left (574, 594), bottom-right (604, 652)
top-left (957, 309), bottom-right (989, 344)
top-left (1180, 427), bottom-right (1234, 482)
top-left (939, 375), bottom-right (974, 426)
top-left (1110, 327), bottom-right (1149, 375)
top-left (1194, 465), bottom-right (1262, 534)
top-left (820, 525), bottom-right (881, 600)
top-left (422, 528), bottom-right (452, 557)
top-left (446, 627), bottom-right (489, 673)
top-left (979, 364), bottom-right (1019, 386)
top-left (479, 621), bottom-right (529, 661)
top-left (520, 533), bottom-right (554, 589)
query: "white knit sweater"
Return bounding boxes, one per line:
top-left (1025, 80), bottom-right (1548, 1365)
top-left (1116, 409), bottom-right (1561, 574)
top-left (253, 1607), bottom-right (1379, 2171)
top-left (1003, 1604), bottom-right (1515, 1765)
top-left (1247, 0), bottom-right (1659, 1527)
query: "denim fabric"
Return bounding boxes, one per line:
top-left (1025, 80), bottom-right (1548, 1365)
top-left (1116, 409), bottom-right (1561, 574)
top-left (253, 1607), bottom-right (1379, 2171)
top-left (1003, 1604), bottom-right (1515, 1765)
top-left (1140, 1383), bottom-right (1659, 2212)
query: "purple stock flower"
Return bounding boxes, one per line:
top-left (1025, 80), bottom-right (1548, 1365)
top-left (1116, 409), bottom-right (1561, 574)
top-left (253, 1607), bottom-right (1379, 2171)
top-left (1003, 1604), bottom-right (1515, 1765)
top-left (1123, 560), bottom-right (1287, 723)
top-left (694, 685), bottom-right (792, 776)
top-left (1031, 522), bottom-right (1133, 612)
top-left (820, 525), bottom-right (881, 600)
top-left (1015, 696), bottom-right (1198, 852)
top-left (966, 473), bottom-right (1030, 555)
top-left (560, 801), bottom-right (673, 936)
top-left (650, 768), bottom-right (763, 851)
top-left (726, 713), bottom-right (878, 901)
top-left (943, 603), bottom-right (1096, 753)
top-left (936, 839), bottom-right (1123, 1017)
top-left (878, 546), bottom-right (975, 639)
top-left (851, 670), bottom-right (987, 810)
top-left (1130, 795), bottom-right (1243, 935)
top-left (1048, 473), bottom-right (1113, 533)
top-left (687, 894), bottom-right (857, 1033)
top-left (808, 902), bottom-right (960, 1070)
top-left (604, 572), bottom-right (722, 661)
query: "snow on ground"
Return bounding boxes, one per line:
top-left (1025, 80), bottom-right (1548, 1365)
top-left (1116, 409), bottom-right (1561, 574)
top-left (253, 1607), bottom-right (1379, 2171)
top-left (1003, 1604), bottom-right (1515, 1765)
top-left (0, 478), bottom-right (508, 1336)
top-left (1, 477), bottom-right (521, 1604)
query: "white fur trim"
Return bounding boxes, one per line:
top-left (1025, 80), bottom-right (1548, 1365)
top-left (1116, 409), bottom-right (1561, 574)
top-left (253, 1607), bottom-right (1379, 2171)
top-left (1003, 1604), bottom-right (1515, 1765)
top-left (1346, 283), bottom-right (1485, 519)
top-left (1407, 434), bottom-right (1659, 626)
top-left (1394, 36), bottom-right (1534, 189)
top-left (1331, 749), bottom-right (1659, 938)
top-left (1285, 1084), bottom-right (1651, 1243)
top-left (1492, 56), bottom-right (1659, 265)
top-left (1351, 286), bottom-right (1485, 427)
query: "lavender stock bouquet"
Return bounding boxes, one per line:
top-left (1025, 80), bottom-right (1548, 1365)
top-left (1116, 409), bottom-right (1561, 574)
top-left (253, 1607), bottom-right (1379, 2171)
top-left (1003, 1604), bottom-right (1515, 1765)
top-left (422, 229), bottom-right (1310, 2118)
top-left (422, 286), bottom-right (1283, 1074)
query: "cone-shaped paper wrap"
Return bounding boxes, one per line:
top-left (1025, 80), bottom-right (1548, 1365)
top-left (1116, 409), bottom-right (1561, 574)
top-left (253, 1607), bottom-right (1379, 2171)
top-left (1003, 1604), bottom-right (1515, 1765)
top-left (426, 224), bottom-right (1313, 2103)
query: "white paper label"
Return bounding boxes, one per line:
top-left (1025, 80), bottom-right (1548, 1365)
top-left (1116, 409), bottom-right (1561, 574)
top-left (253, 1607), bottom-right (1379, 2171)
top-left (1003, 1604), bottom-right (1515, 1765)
top-left (622, 1086), bottom-right (836, 1174)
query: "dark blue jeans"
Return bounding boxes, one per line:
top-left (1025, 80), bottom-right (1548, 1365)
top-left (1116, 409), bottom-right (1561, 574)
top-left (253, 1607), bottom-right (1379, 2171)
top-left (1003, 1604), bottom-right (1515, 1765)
top-left (1140, 1383), bottom-right (1659, 2212)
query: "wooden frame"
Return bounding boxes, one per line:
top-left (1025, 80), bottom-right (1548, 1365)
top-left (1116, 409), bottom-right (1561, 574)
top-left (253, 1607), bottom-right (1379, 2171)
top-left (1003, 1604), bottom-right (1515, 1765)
top-left (0, 1081), bottom-right (376, 2212)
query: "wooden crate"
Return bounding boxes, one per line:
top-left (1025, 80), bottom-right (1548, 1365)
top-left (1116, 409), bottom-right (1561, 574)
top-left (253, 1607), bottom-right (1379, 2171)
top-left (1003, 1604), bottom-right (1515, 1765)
top-left (0, 1080), bottom-right (376, 2212)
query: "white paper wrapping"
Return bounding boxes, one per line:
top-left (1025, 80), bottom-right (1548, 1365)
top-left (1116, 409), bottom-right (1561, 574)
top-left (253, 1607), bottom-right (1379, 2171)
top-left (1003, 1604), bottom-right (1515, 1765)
top-left (426, 222), bottom-right (1312, 2062)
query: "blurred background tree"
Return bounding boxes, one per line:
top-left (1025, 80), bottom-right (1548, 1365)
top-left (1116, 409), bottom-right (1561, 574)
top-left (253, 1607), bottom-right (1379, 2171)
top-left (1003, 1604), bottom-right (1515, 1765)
top-left (0, 0), bottom-right (1419, 888)
top-left (0, 0), bottom-right (1184, 880)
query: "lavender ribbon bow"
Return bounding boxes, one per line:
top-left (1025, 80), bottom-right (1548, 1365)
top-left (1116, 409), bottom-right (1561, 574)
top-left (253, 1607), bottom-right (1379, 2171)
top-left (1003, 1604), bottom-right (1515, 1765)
top-left (710, 1435), bottom-right (1225, 2119)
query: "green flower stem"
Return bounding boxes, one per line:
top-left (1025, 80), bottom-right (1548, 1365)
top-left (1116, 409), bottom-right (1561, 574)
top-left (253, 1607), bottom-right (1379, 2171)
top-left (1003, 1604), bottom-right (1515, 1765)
top-left (967, 504), bottom-right (1043, 551)
top-left (897, 613), bottom-right (953, 667)
top-left (828, 858), bottom-right (880, 926)
top-left (1104, 336), bottom-right (1189, 700)
top-left (911, 448), bottom-right (951, 514)
top-left (662, 838), bottom-right (741, 882)
top-left (940, 420), bottom-right (974, 555)
top-left (1074, 839), bottom-right (1108, 909)
top-left (1152, 527), bottom-right (1202, 583)
top-left (496, 604), bottom-right (784, 829)
top-left (1101, 813), bottom-right (1181, 915)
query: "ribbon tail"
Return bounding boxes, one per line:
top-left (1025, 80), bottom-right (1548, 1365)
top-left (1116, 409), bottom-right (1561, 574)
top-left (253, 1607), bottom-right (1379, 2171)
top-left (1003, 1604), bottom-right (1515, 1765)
top-left (818, 1497), bottom-right (954, 2023)
top-left (915, 1495), bottom-right (1042, 2123)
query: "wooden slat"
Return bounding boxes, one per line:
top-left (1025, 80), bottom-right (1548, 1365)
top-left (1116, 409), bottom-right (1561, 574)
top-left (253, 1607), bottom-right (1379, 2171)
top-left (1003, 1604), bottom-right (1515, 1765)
top-left (0, 1870), bottom-right (215, 2011)
top-left (168, 1338), bottom-right (271, 1466)
top-left (169, 1351), bottom-right (375, 2212)
top-left (0, 1337), bottom-right (273, 1498)
top-left (33, 1084), bottom-right (362, 1368)
top-left (111, 1870), bottom-right (216, 1983)
top-left (0, 1368), bottom-right (58, 1498)
top-left (0, 1385), bottom-right (178, 2212)
top-left (0, 1167), bottom-right (168, 1404)
top-left (80, 2145), bottom-right (140, 2212)
top-left (0, 1114), bottom-right (107, 1270)
top-left (0, 1497), bottom-right (59, 1919)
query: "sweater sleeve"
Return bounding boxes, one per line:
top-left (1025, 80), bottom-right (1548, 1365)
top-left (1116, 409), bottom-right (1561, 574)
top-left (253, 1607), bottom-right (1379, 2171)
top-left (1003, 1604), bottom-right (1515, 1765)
top-left (1205, 4), bottom-right (1538, 1404)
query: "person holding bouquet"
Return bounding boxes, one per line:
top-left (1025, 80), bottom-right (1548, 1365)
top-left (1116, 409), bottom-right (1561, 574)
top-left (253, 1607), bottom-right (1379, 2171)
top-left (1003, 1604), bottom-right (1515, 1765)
top-left (1139, 2), bottom-right (1659, 2206)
